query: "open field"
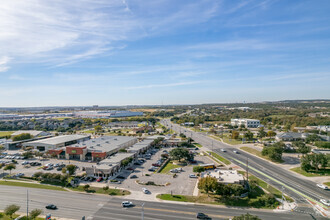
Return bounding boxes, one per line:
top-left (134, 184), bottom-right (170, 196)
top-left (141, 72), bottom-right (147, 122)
top-left (0, 131), bottom-right (14, 138)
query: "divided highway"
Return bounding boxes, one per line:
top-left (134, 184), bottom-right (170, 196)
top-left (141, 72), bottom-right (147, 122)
top-left (0, 185), bottom-right (317, 220)
top-left (162, 119), bottom-right (329, 214)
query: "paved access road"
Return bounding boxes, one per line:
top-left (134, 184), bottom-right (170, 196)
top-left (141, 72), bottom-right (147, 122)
top-left (0, 185), bottom-right (318, 220)
top-left (161, 119), bottom-right (330, 215)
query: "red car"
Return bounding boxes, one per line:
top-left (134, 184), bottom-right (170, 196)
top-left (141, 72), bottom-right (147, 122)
top-left (96, 177), bottom-right (103, 182)
top-left (126, 167), bottom-right (133, 170)
top-left (152, 163), bottom-right (160, 167)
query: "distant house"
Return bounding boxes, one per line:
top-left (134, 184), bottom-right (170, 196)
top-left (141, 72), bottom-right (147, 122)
top-left (275, 132), bottom-right (309, 142)
top-left (201, 169), bottom-right (245, 185)
top-left (183, 122), bottom-right (194, 126)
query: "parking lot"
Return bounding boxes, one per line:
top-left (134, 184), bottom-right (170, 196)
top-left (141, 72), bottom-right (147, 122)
top-left (1, 146), bottom-right (215, 197)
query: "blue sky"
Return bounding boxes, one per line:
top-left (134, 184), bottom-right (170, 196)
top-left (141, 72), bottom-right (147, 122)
top-left (0, 0), bottom-right (330, 107)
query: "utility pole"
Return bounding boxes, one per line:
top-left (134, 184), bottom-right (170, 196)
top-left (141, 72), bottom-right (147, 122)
top-left (246, 157), bottom-right (249, 183)
top-left (27, 189), bottom-right (29, 219)
top-left (141, 203), bottom-right (145, 220)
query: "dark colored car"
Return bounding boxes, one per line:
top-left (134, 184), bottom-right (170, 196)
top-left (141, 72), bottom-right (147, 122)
top-left (130, 175), bottom-right (138, 179)
top-left (56, 167), bottom-right (62, 171)
top-left (117, 175), bottom-right (125, 179)
top-left (196, 213), bottom-right (211, 219)
top-left (45, 204), bottom-right (57, 210)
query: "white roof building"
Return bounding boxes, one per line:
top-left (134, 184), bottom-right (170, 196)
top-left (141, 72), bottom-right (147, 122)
top-left (11, 130), bottom-right (50, 137)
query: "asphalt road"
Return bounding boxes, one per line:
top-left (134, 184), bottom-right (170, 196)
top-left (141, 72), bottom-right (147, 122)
top-left (161, 119), bottom-right (330, 215)
top-left (0, 185), bottom-right (319, 220)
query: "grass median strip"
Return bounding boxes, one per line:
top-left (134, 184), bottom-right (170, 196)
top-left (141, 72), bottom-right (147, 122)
top-left (71, 185), bottom-right (130, 196)
top-left (207, 151), bottom-right (231, 165)
top-left (0, 180), bottom-right (66, 191)
top-left (290, 167), bottom-right (329, 177)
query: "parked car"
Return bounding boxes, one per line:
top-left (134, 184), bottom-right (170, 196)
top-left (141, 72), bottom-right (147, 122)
top-left (56, 167), bottom-right (63, 171)
top-left (126, 167), bottom-right (134, 170)
top-left (130, 175), bottom-right (138, 179)
top-left (320, 199), bottom-right (330, 206)
top-left (317, 184), bottom-right (328, 190)
top-left (122, 201), bottom-right (133, 207)
top-left (189, 174), bottom-right (197, 178)
top-left (45, 204), bottom-right (57, 210)
top-left (170, 169), bottom-right (179, 173)
top-left (142, 188), bottom-right (150, 194)
top-left (21, 161), bottom-right (29, 165)
top-left (196, 212), bottom-right (211, 219)
top-left (152, 163), bottom-right (160, 167)
top-left (96, 177), bottom-right (103, 182)
top-left (221, 149), bottom-right (226, 152)
top-left (117, 175), bottom-right (125, 179)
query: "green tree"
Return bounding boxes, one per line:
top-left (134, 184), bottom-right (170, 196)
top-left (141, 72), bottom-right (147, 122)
top-left (306, 134), bottom-right (321, 143)
top-left (244, 131), bottom-right (254, 141)
top-left (4, 164), bottom-right (16, 175)
top-left (94, 125), bottom-right (103, 133)
top-left (231, 130), bottom-right (239, 139)
top-left (22, 151), bottom-right (34, 159)
top-left (193, 166), bottom-right (205, 173)
top-left (4, 204), bottom-right (20, 219)
top-left (12, 133), bottom-right (33, 141)
top-left (267, 131), bottom-right (276, 137)
top-left (30, 209), bottom-right (42, 220)
top-left (232, 213), bottom-right (261, 220)
top-left (170, 148), bottom-right (192, 162)
top-left (257, 127), bottom-right (267, 138)
top-left (293, 141), bottom-right (311, 154)
top-left (83, 184), bottom-right (90, 191)
top-left (198, 176), bottom-right (218, 196)
top-left (66, 164), bottom-right (77, 175)
top-left (103, 186), bottom-right (109, 192)
top-left (262, 142), bottom-right (284, 162)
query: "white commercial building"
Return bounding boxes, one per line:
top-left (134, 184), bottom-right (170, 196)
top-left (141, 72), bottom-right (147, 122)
top-left (201, 169), bottom-right (245, 185)
top-left (11, 130), bottom-right (50, 137)
top-left (231, 119), bottom-right (260, 128)
top-left (22, 135), bottom-right (90, 151)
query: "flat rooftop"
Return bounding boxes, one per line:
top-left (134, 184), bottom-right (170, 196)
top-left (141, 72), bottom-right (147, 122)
top-left (202, 170), bottom-right (244, 184)
top-left (100, 153), bottom-right (135, 165)
top-left (71, 136), bottom-right (137, 152)
top-left (23, 135), bottom-right (89, 146)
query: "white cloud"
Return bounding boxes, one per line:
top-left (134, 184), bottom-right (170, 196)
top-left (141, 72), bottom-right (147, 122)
top-left (0, 56), bottom-right (11, 72)
top-left (125, 81), bottom-right (206, 90)
top-left (0, 0), bottom-right (141, 67)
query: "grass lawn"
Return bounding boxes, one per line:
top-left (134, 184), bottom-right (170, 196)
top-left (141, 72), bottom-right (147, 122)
top-left (324, 182), bottom-right (330, 187)
top-left (0, 180), bottom-right (66, 191)
top-left (157, 192), bottom-right (280, 209)
top-left (240, 147), bottom-right (283, 163)
top-left (207, 151), bottom-right (231, 165)
top-left (193, 143), bottom-right (202, 148)
top-left (247, 174), bottom-right (293, 202)
top-left (0, 131), bottom-right (14, 138)
top-left (159, 161), bottom-right (182, 174)
top-left (0, 213), bottom-right (20, 220)
top-left (290, 167), bottom-right (330, 177)
top-left (210, 134), bottom-right (242, 145)
top-left (71, 185), bottom-right (130, 196)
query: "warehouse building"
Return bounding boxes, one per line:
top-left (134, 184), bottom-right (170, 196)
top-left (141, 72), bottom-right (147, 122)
top-left (22, 135), bottom-right (90, 151)
top-left (11, 130), bottom-right (51, 137)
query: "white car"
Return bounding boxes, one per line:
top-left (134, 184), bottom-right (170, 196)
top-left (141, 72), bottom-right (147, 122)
top-left (233, 150), bottom-right (239, 154)
top-left (221, 149), bottom-right (226, 152)
top-left (320, 199), bottom-right (330, 206)
top-left (21, 161), bottom-right (29, 165)
top-left (317, 184), bottom-right (328, 190)
top-left (122, 201), bottom-right (133, 207)
top-left (189, 174), bottom-right (197, 178)
top-left (142, 188), bottom-right (150, 194)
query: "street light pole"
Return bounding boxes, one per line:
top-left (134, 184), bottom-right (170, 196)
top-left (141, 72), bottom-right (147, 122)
top-left (27, 189), bottom-right (29, 219)
top-left (141, 203), bottom-right (145, 220)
